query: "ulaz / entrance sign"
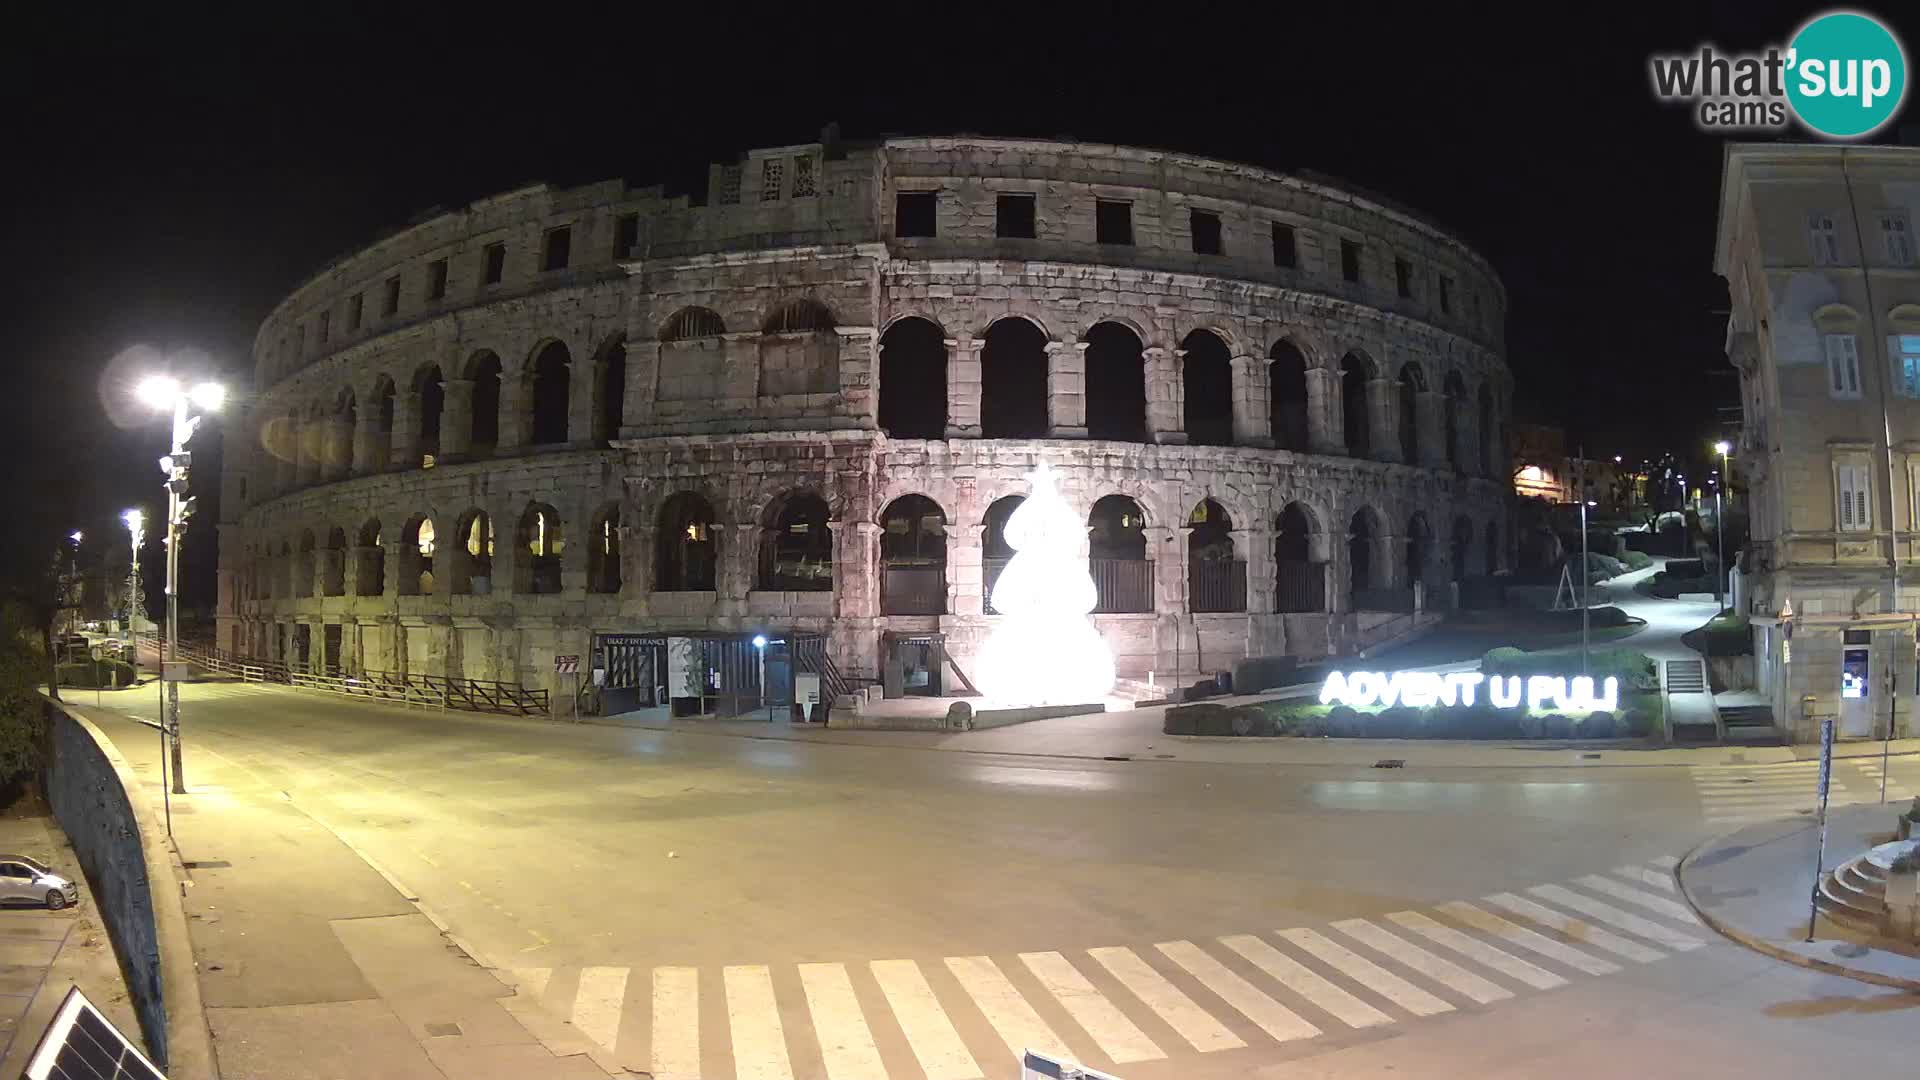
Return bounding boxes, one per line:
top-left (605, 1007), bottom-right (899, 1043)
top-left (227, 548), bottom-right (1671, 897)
top-left (1319, 671), bottom-right (1621, 713)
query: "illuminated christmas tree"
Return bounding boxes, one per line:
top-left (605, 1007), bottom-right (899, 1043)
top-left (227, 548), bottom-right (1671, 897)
top-left (977, 463), bottom-right (1116, 705)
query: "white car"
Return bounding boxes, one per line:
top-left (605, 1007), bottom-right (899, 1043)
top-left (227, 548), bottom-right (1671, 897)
top-left (0, 856), bottom-right (78, 910)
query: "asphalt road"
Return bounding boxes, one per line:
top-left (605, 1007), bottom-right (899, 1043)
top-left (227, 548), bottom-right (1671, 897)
top-left (93, 683), bottom-right (1920, 1079)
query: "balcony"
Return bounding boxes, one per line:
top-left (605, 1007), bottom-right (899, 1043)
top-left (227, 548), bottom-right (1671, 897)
top-left (1092, 558), bottom-right (1154, 614)
top-left (1275, 561), bottom-right (1326, 613)
top-left (1189, 559), bottom-right (1248, 613)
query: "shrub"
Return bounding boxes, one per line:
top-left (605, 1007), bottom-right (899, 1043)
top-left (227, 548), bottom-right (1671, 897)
top-left (1666, 558), bottom-right (1706, 577)
top-left (1482, 646), bottom-right (1657, 690)
top-left (1578, 711), bottom-right (1616, 738)
top-left (1327, 706), bottom-right (1363, 738)
top-left (1228, 706), bottom-right (1272, 737)
top-left (1162, 709), bottom-right (1198, 736)
top-left (1621, 550), bottom-right (1653, 571)
top-left (1294, 714), bottom-right (1328, 738)
top-left (1518, 713), bottom-right (1546, 739)
top-left (55, 660), bottom-right (135, 689)
top-left (1543, 713), bottom-right (1576, 739)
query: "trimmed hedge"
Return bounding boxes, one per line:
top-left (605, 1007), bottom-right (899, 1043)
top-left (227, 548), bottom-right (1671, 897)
top-left (1481, 646), bottom-right (1659, 690)
top-left (55, 660), bottom-right (136, 689)
top-left (1163, 694), bottom-right (1663, 740)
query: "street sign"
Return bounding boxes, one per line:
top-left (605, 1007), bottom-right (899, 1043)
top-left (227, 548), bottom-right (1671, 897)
top-left (161, 661), bottom-right (189, 682)
top-left (1022, 1049), bottom-right (1122, 1080)
top-left (555, 654), bottom-right (579, 674)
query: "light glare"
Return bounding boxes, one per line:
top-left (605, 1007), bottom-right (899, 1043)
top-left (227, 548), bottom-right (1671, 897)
top-left (191, 382), bottom-right (226, 410)
top-left (136, 375), bottom-right (181, 409)
top-left (977, 463), bottom-right (1116, 706)
top-left (1714, 440), bottom-right (1732, 455)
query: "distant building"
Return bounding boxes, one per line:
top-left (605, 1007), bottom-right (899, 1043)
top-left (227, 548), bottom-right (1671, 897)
top-left (1508, 423), bottom-right (1643, 515)
top-left (1717, 142), bottom-right (1920, 743)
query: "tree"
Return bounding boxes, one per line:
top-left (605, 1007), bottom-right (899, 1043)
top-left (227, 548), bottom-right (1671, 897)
top-left (975, 463), bottom-right (1116, 705)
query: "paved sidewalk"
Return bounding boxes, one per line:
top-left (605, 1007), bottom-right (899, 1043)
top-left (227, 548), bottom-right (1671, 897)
top-left (72, 705), bottom-right (608, 1080)
top-left (1679, 803), bottom-right (1920, 989)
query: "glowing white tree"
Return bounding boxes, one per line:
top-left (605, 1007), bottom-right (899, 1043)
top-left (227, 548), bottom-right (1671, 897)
top-left (976, 463), bottom-right (1116, 705)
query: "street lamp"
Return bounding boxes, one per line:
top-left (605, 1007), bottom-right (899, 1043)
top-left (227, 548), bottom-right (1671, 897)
top-left (135, 375), bottom-right (224, 794)
top-left (1713, 440), bottom-right (1732, 613)
top-left (122, 510), bottom-right (145, 682)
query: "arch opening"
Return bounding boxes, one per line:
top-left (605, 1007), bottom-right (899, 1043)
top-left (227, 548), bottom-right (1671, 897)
top-left (594, 337), bottom-right (627, 442)
top-left (517, 504), bottom-right (564, 594)
top-left (467, 351), bottom-right (503, 453)
top-left (1088, 494), bottom-right (1152, 613)
top-left (356, 519), bottom-right (385, 597)
top-left (982, 494), bottom-right (1026, 613)
top-left (1398, 364), bottom-right (1424, 463)
top-left (529, 342), bottom-right (570, 445)
top-left (880, 494), bottom-right (947, 614)
top-left (450, 510), bottom-right (494, 594)
top-left (1268, 341), bottom-right (1309, 451)
top-left (1187, 498), bottom-right (1245, 612)
top-left (760, 492), bottom-right (833, 592)
top-left (878, 318), bottom-right (947, 439)
top-left (1341, 353), bottom-right (1371, 458)
top-left (1275, 502), bottom-right (1325, 612)
top-left (414, 366), bottom-right (444, 465)
top-left (1181, 330), bottom-right (1234, 447)
top-left (656, 493), bottom-right (718, 591)
top-left (1084, 322), bottom-right (1147, 442)
top-left (980, 319), bottom-right (1049, 439)
top-left (589, 505), bottom-right (622, 593)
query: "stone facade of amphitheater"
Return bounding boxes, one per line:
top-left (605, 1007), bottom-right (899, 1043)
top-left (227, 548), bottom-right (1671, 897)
top-left (215, 135), bottom-right (1513, 709)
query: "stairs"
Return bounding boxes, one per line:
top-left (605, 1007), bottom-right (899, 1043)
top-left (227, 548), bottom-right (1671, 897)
top-left (1664, 659), bottom-right (1720, 742)
top-left (1818, 840), bottom-right (1920, 932)
top-left (1719, 704), bottom-right (1785, 746)
top-left (1665, 659), bottom-right (1707, 693)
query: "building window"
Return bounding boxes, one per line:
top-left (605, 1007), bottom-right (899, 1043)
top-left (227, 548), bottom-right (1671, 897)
top-left (1341, 239), bottom-right (1362, 282)
top-left (1395, 257), bottom-right (1413, 298)
top-left (542, 226), bottom-right (571, 272)
top-left (615, 212), bottom-right (639, 257)
top-left (1901, 334), bottom-right (1920, 397)
top-left (760, 158), bottom-right (784, 202)
top-left (1190, 209), bottom-right (1222, 255)
top-left (348, 293), bottom-right (363, 332)
top-left (317, 310), bottom-right (330, 344)
top-left (1909, 459), bottom-right (1920, 530)
top-left (895, 191), bottom-right (936, 238)
top-left (483, 243), bottom-right (506, 285)
top-left (1096, 199), bottom-right (1133, 245)
top-left (1883, 211), bottom-right (1914, 266)
top-left (1838, 461), bottom-right (1872, 532)
top-left (1439, 275), bottom-right (1452, 314)
top-left (996, 193), bottom-right (1037, 238)
top-left (717, 165), bottom-right (743, 206)
top-left (383, 276), bottom-right (401, 316)
top-left (791, 155), bottom-right (816, 198)
top-left (427, 258), bottom-right (448, 300)
top-left (1272, 223), bottom-right (1297, 268)
top-left (1810, 212), bottom-right (1841, 266)
top-left (1825, 333), bottom-right (1862, 398)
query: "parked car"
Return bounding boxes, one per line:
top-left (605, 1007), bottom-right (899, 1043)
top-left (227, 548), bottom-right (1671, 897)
top-left (0, 856), bottom-right (78, 910)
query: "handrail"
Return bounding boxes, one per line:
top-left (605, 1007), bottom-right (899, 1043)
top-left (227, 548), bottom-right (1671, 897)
top-left (155, 638), bottom-right (551, 716)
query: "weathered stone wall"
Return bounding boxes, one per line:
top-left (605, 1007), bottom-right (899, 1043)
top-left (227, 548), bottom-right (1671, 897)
top-left (222, 136), bottom-right (1513, 698)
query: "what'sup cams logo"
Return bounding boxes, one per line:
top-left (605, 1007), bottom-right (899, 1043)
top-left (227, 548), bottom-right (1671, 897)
top-left (1650, 10), bottom-right (1907, 139)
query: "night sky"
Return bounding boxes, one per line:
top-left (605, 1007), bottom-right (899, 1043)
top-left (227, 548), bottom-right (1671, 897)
top-left (3, 4), bottom-right (1911, 609)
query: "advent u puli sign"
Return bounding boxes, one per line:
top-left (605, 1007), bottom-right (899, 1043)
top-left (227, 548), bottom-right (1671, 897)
top-left (1319, 671), bottom-right (1621, 713)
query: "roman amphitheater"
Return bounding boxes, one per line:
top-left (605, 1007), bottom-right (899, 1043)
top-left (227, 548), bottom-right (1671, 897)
top-left (217, 134), bottom-right (1511, 716)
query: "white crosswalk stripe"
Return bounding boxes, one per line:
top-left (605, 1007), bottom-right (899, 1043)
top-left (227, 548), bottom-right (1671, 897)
top-left (870, 960), bottom-right (981, 1080)
top-left (1218, 933), bottom-right (1393, 1029)
top-left (1330, 918), bottom-right (1512, 1004)
top-left (1086, 946), bottom-right (1244, 1053)
top-left (1527, 885), bottom-right (1705, 951)
top-left (724, 965), bottom-right (795, 1080)
top-left (1483, 892), bottom-right (1666, 963)
top-left (1019, 951), bottom-right (1164, 1063)
top-left (799, 963), bottom-right (887, 1080)
top-left (1575, 875), bottom-right (1701, 924)
top-left (1276, 928), bottom-right (1453, 1017)
top-left (1157, 940), bottom-right (1321, 1044)
top-left (947, 955), bottom-right (1071, 1062)
top-left (1691, 758), bottom-right (1920, 826)
top-left (501, 859), bottom-right (1712, 1078)
top-left (1385, 910), bottom-right (1567, 990)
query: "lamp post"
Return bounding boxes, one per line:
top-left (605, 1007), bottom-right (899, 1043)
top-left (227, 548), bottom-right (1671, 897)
top-left (1714, 440), bottom-right (1732, 613)
top-left (135, 375), bottom-right (224, 795)
top-left (123, 510), bottom-right (145, 682)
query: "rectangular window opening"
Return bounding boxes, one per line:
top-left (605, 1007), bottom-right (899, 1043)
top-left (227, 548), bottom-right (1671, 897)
top-left (760, 159), bottom-right (784, 202)
top-left (542, 226), bottom-right (572, 272)
top-left (317, 310), bottom-right (330, 344)
top-left (1272, 223), bottom-right (1297, 268)
top-left (1341, 239), bottom-right (1362, 283)
top-left (895, 191), bottom-right (937, 238)
top-left (1838, 462), bottom-right (1872, 533)
top-left (1096, 199), bottom-right (1133, 246)
top-left (1810, 213), bottom-right (1841, 266)
top-left (615, 213), bottom-right (639, 257)
top-left (1883, 211), bottom-right (1914, 266)
top-left (791, 155), bottom-right (816, 198)
top-left (717, 165), bottom-right (743, 206)
top-left (483, 243), bottom-right (506, 285)
top-left (427, 258), bottom-right (448, 300)
top-left (1394, 257), bottom-right (1413, 298)
top-left (996, 193), bottom-right (1037, 239)
top-left (383, 276), bottom-right (401, 317)
top-left (1825, 333), bottom-right (1862, 398)
top-left (1901, 334), bottom-right (1920, 398)
top-left (1439, 275), bottom-right (1452, 314)
top-left (348, 293), bottom-right (364, 332)
top-left (1190, 209), bottom-right (1222, 255)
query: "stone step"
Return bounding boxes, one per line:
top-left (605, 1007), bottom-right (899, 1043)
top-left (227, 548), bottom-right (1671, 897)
top-left (1832, 861), bottom-right (1885, 906)
top-left (1817, 874), bottom-right (1883, 927)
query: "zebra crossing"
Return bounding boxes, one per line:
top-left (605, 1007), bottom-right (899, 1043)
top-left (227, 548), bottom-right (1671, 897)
top-left (1690, 756), bottom-right (1918, 826)
top-left (503, 857), bottom-right (1700, 1079)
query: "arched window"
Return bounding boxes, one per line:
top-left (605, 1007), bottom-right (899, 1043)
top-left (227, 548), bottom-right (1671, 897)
top-left (880, 495), bottom-right (947, 614)
top-left (295, 530), bottom-right (316, 598)
top-left (1341, 352), bottom-right (1371, 458)
top-left (1406, 511), bottom-right (1432, 591)
top-left (373, 377), bottom-right (396, 469)
top-left (529, 342), bottom-right (570, 445)
top-left (981, 318), bottom-right (1049, 438)
top-left (356, 519), bottom-right (385, 597)
top-left (588, 504), bottom-right (622, 594)
top-left (1084, 322), bottom-right (1146, 442)
top-left (1187, 498), bottom-right (1245, 612)
top-left (450, 510), bottom-right (493, 594)
top-left (1398, 363), bottom-right (1424, 463)
top-left (593, 336), bottom-right (626, 442)
top-left (760, 492), bottom-right (832, 592)
top-left (1478, 382), bottom-right (1496, 477)
top-left (401, 516), bottom-right (435, 595)
top-left (878, 317), bottom-right (947, 439)
top-left (656, 492), bottom-right (718, 591)
top-left (1444, 372), bottom-right (1466, 471)
top-left (1348, 508), bottom-right (1377, 604)
top-left (413, 366), bottom-right (443, 465)
top-left (1268, 341), bottom-right (1309, 451)
top-left (518, 504), bottom-right (564, 594)
top-left (1451, 515), bottom-right (1474, 581)
top-left (1275, 502), bottom-right (1324, 612)
top-left (1088, 494), bottom-right (1151, 613)
top-left (982, 494), bottom-right (1025, 613)
top-left (467, 351), bottom-right (503, 453)
top-left (323, 526), bottom-right (347, 596)
top-left (659, 306), bottom-right (726, 342)
top-left (1181, 330), bottom-right (1233, 447)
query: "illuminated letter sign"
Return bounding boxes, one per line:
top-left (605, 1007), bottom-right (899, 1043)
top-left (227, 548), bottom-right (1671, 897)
top-left (1320, 671), bottom-right (1618, 713)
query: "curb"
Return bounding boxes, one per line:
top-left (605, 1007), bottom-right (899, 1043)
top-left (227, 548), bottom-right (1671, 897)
top-left (1676, 830), bottom-right (1920, 993)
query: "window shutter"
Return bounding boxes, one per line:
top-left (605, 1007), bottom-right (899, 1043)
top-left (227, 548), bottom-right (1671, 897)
top-left (1840, 467), bottom-right (1855, 529)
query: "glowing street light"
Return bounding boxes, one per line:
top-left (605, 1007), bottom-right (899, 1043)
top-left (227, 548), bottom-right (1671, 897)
top-left (133, 372), bottom-right (224, 794)
top-left (69, 531), bottom-right (83, 544)
top-left (1713, 440), bottom-right (1732, 612)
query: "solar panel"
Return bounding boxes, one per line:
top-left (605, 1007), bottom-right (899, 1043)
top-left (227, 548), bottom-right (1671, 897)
top-left (17, 986), bottom-right (165, 1080)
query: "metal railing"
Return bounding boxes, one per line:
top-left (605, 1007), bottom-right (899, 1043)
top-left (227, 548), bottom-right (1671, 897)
top-left (1188, 559), bottom-right (1248, 613)
top-left (151, 635), bottom-right (550, 716)
top-left (1275, 561), bottom-right (1326, 613)
top-left (1091, 558), bottom-right (1154, 613)
top-left (1352, 586), bottom-right (1417, 613)
top-left (881, 566), bottom-right (946, 614)
top-left (983, 558), bottom-right (1010, 614)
